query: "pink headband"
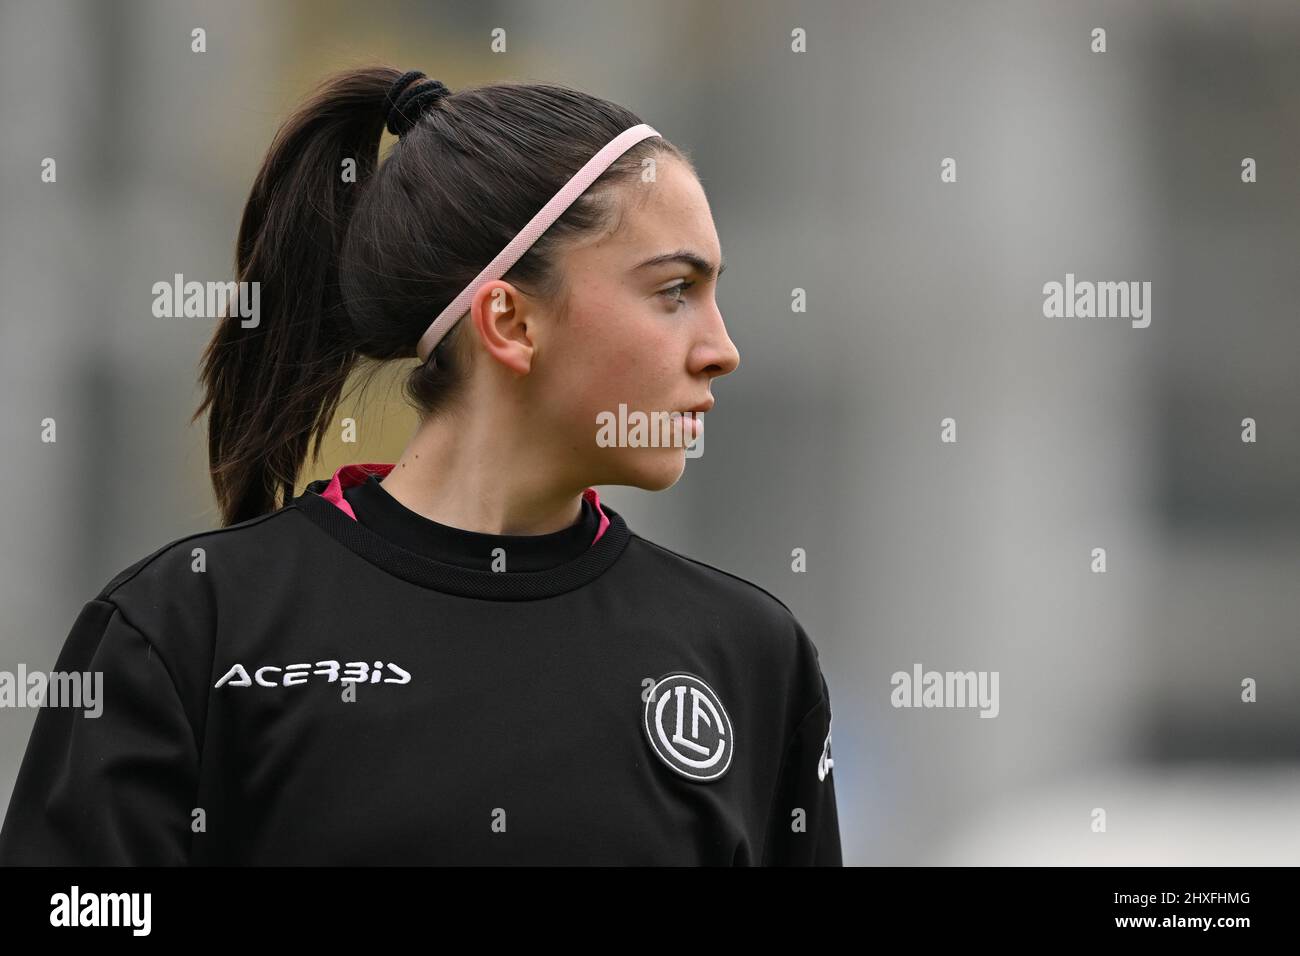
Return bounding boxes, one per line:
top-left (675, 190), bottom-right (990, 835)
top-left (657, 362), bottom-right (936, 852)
top-left (416, 122), bottom-right (662, 364)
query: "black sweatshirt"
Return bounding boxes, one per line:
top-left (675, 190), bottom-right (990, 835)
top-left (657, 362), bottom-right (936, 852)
top-left (0, 463), bottom-right (842, 865)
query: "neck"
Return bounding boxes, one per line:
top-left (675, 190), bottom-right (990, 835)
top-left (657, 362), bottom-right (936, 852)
top-left (379, 400), bottom-right (586, 536)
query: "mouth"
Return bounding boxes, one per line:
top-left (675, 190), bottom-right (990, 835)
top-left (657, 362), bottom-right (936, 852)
top-left (667, 401), bottom-right (710, 440)
top-left (675, 398), bottom-right (714, 416)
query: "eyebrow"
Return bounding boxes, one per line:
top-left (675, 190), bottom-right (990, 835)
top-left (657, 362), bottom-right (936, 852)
top-left (633, 250), bottom-right (727, 281)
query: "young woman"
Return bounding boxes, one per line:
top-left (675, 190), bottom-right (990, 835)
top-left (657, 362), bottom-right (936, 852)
top-left (0, 66), bottom-right (842, 866)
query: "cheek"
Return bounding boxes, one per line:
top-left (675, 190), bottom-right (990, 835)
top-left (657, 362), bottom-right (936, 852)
top-left (560, 301), bottom-right (648, 390)
top-left (551, 297), bottom-right (677, 424)
top-left (579, 328), bottom-right (672, 415)
top-left (565, 356), bottom-right (635, 426)
top-left (537, 319), bottom-right (627, 433)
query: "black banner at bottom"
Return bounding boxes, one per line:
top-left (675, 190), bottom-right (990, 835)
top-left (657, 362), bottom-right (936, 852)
top-left (0, 865), bottom-right (1281, 940)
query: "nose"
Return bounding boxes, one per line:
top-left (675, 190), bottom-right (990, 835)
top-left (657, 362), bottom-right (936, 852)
top-left (696, 303), bottom-right (740, 378)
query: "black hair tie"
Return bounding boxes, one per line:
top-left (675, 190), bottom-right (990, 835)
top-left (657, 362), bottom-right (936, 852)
top-left (385, 72), bottom-right (451, 137)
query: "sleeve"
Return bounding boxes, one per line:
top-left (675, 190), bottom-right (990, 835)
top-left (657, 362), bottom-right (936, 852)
top-left (761, 670), bottom-right (843, 866)
top-left (0, 598), bottom-right (200, 866)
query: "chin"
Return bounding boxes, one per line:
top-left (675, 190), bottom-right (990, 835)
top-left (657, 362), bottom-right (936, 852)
top-left (621, 452), bottom-right (687, 492)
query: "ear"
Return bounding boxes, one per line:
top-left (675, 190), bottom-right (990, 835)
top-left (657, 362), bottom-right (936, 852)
top-left (468, 279), bottom-right (535, 375)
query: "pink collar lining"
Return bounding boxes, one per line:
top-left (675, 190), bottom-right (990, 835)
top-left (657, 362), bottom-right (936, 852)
top-left (316, 463), bottom-right (611, 544)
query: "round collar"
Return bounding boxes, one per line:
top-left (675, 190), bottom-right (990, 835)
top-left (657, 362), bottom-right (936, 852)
top-left (292, 476), bottom-right (632, 601)
top-left (343, 474), bottom-right (600, 571)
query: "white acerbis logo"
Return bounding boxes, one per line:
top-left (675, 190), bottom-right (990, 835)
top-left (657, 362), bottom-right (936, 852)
top-left (642, 672), bottom-right (734, 782)
top-left (213, 660), bottom-right (411, 688)
top-left (817, 718), bottom-right (834, 781)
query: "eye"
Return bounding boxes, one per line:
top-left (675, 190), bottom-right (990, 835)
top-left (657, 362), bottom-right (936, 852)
top-left (659, 280), bottom-right (696, 307)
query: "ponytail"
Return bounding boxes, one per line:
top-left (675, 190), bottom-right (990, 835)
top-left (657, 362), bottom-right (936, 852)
top-left (193, 66), bottom-right (401, 526)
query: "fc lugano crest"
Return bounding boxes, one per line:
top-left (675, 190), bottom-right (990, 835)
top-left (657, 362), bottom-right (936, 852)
top-left (643, 672), bottom-right (734, 782)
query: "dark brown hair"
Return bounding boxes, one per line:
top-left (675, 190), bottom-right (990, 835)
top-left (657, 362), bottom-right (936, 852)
top-left (193, 65), bottom-right (686, 526)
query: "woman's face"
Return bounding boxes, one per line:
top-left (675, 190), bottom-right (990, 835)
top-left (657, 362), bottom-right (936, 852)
top-left (533, 154), bottom-right (740, 491)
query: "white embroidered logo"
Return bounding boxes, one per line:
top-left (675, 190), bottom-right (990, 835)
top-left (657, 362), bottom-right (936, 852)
top-left (642, 672), bottom-right (734, 782)
top-left (213, 660), bottom-right (411, 688)
top-left (817, 718), bottom-right (834, 781)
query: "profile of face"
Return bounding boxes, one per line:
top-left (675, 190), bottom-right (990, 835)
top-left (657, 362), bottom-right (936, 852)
top-left (522, 154), bottom-right (741, 492)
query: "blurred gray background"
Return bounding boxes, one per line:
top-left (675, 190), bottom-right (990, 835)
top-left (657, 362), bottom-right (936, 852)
top-left (2, 0), bottom-right (1299, 865)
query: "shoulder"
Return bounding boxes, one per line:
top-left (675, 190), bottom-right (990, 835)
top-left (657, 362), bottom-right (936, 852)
top-left (96, 506), bottom-right (299, 603)
top-left (90, 505), bottom-right (310, 662)
top-left (627, 529), bottom-right (795, 617)
top-left (625, 530), bottom-right (828, 698)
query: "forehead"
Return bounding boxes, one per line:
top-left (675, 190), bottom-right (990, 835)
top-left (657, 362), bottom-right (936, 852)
top-left (602, 156), bottom-right (719, 263)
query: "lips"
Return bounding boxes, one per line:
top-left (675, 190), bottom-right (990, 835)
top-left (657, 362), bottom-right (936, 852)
top-left (668, 409), bottom-right (705, 439)
top-left (677, 398), bottom-right (714, 415)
